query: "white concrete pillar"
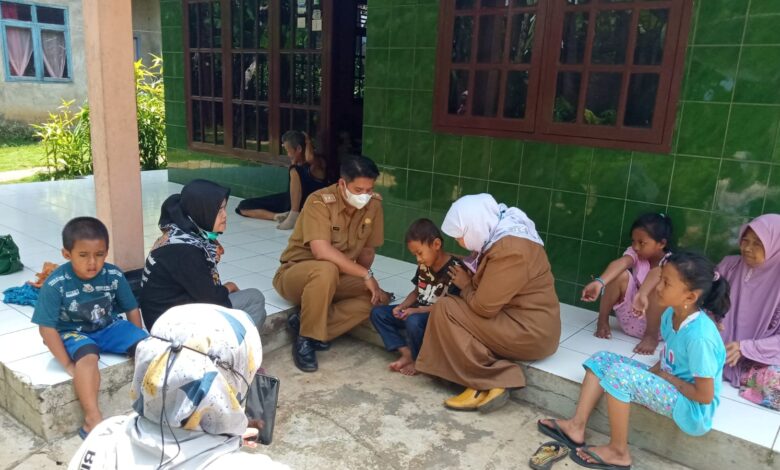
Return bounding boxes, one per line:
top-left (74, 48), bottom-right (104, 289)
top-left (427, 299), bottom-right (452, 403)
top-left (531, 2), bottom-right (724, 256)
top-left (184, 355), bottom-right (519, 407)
top-left (81, 0), bottom-right (144, 270)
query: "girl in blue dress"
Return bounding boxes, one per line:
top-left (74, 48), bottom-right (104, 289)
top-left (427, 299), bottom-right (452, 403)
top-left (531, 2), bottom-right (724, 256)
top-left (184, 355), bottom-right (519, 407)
top-left (539, 251), bottom-right (729, 469)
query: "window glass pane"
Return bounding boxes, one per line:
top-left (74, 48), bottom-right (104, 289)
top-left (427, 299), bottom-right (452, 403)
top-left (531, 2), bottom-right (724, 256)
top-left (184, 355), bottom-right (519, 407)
top-left (5, 26), bottom-right (35, 77)
top-left (1, 2), bottom-right (32, 21)
top-left (37, 6), bottom-right (65, 25)
top-left (41, 30), bottom-right (68, 78)
top-left (553, 72), bottom-right (581, 123)
top-left (232, 104), bottom-right (242, 147)
top-left (560, 12), bottom-right (588, 65)
top-left (280, 0), bottom-right (293, 48)
top-left (198, 2), bottom-right (211, 48)
top-left (452, 16), bottom-right (473, 63)
top-left (504, 71), bottom-right (529, 118)
top-left (259, 106), bottom-right (269, 152)
top-left (584, 72), bottom-right (621, 125)
top-left (280, 108), bottom-right (291, 140)
top-left (203, 101), bottom-right (215, 143)
top-left (294, 0), bottom-right (308, 49)
top-left (201, 52), bottom-right (213, 96)
top-left (189, 3), bottom-right (199, 48)
top-left (309, 110), bottom-right (320, 143)
top-left (244, 104), bottom-right (258, 150)
top-left (448, 69), bottom-right (469, 115)
top-left (591, 9), bottom-right (632, 65)
top-left (215, 104), bottom-right (224, 145)
top-left (513, 0), bottom-right (538, 5)
top-left (473, 70), bottom-right (500, 117)
top-left (231, 0), bottom-right (240, 48)
top-left (566, 0), bottom-right (590, 4)
top-left (293, 54), bottom-right (308, 104)
top-left (312, 54), bottom-right (322, 105)
top-left (257, 53), bottom-right (269, 100)
top-left (481, 0), bottom-right (500, 6)
top-left (241, 0), bottom-right (255, 48)
top-left (634, 9), bottom-right (668, 65)
top-left (477, 15), bottom-right (506, 63)
top-left (190, 53), bottom-right (201, 95)
top-left (280, 54), bottom-right (291, 103)
top-left (293, 108), bottom-right (307, 133)
top-left (212, 1), bottom-right (222, 48)
top-left (232, 54), bottom-right (242, 99)
top-left (509, 13), bottom-right (535, 64)
top-left (624, 73), bottom-right (659, 127)
top-left (192, 100), bottom-right (203, 141)
top-left (258, 0), bottom-right (270, 48)
top-left (311, 0), bottom-right (323, 49)
top-left (455, 0), bottom-right (474, 9)
top-left (213, 53), bottom-right (222, 97)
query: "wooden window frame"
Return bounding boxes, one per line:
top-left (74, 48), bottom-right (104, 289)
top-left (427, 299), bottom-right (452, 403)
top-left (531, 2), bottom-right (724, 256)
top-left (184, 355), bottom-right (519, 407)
top-left (182, 0), bottom-right (332, 166)
top-left (432, 0), bottom-right (693, 154)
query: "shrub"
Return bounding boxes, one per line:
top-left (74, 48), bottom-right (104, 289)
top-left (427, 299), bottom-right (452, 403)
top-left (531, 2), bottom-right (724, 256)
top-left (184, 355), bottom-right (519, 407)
top-left (33, 55), bottom-right (167, 179)
top-left (0, 116), bottom-right (37, 147)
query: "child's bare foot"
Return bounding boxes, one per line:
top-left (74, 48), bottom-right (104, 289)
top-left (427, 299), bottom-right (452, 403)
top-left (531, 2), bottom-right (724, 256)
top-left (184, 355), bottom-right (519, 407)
top-left (388, 356), bottom-right (414, 373)
top-left (633, 334), bottom-right (659, 355)
top-left (574, 445), bottom-right (631, 467)
top-left (538, 418), bottom-right (586, 446)
top-left (400, 361), bottom-right (417, 376)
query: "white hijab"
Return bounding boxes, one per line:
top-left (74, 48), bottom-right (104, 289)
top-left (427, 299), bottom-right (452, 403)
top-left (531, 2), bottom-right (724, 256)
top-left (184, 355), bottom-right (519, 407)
top-left (441, 194), bottom-right (543, 254)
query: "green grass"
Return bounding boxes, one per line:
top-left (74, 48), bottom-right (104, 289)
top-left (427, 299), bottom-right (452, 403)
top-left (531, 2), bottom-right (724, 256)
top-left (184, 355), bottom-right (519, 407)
top-left (0, 142), bottom-right (45, 172)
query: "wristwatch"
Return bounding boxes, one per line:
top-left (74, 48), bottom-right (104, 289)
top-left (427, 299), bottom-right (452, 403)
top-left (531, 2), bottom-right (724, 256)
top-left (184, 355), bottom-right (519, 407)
top-left (363, 269), bottom-right (374, 281)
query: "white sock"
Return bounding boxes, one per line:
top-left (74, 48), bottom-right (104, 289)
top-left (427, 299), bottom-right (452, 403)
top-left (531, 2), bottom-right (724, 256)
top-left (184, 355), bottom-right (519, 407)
top-left (277, 211), bottom-right (299, 230)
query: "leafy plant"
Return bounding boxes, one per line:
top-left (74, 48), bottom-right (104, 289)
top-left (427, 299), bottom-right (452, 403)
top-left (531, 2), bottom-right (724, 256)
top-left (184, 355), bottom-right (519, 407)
top-left (135, 55), bottom-right (167, 170)
top-left (0, 115), bottom-right (37, 147)
top-left (32, 55), bottom-right (167, 179)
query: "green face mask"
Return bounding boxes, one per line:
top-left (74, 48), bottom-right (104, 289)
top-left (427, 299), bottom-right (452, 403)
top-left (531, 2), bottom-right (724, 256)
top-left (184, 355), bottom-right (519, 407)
top-left (202, 230), bottom-right (220, 241)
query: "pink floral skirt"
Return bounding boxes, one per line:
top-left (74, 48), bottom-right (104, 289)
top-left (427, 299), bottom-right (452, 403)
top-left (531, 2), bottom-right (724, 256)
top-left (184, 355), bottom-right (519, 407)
top-left (740, 361), bottom-right (780, 411)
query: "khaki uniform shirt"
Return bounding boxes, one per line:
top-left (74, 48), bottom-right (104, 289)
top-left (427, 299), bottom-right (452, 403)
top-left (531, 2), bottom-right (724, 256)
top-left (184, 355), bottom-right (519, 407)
top-left (279, 183), bottom-right (384, 264)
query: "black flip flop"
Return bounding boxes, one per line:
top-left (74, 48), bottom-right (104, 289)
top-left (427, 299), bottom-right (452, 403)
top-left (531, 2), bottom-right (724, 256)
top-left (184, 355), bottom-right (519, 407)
top-left (529, 441), bottom-right (569, 470)
top-left (569, 445), bottom-right (631, 470)
top-left (537, 419), bottom-right (586, 449)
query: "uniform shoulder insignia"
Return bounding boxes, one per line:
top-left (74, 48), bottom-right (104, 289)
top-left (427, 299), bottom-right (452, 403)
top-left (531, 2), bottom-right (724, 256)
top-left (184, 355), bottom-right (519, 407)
top-left (371, 192), bottom-right (383, 201)
top-left (321, 193), bottom-right (337, 203)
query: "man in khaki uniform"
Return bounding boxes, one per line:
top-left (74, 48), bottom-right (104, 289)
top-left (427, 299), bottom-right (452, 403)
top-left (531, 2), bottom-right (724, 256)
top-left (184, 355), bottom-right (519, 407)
top-left (273, 156), bottom-right (389, 372)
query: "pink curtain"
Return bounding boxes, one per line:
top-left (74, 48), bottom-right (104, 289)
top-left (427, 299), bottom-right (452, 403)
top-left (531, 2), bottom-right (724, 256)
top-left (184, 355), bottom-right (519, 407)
top-left (41, 30), bottom-right (66, 78)
top-left (6, 26), bottom-right (32, 76)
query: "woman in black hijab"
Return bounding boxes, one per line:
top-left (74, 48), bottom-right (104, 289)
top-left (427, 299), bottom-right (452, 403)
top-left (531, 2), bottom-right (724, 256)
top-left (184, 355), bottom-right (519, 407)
top-left (139, 179), bottom-right (267, 329)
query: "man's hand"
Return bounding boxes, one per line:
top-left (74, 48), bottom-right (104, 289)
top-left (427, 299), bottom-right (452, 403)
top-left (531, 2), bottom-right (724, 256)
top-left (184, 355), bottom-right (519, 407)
top-left (224, 281), bottom-right (239, 293)
top-left (365, 276), bottom-right (383, 305)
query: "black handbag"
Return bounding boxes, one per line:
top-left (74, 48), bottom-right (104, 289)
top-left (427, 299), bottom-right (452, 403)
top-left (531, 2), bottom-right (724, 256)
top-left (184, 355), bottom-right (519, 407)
top-left (245, 371), bottom-right (280, 445)
top-left (0, 235), bottom-right (23, 275)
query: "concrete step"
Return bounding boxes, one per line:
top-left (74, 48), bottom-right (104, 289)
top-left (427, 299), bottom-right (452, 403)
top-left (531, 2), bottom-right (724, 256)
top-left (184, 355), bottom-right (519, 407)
top-left (0, 309), bottom-right (295, 441)
top-left (349, 321), bottom-right (780, 470)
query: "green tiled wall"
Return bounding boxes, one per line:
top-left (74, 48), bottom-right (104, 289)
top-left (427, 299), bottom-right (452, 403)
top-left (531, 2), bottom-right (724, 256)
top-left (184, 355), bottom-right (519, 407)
top-left (160, 0), bottom-right (780, 310)
top-left (160, 0), bottom-right (288, 198)
top-left (363, 0), bottom-right (780, 310)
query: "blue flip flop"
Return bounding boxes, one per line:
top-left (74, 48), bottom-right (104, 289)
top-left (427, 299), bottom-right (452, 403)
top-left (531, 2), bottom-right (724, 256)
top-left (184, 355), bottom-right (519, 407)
top-left (78, 427), bottom-right (88, 440)
top-left (537, 419), bottom-right (586, 449)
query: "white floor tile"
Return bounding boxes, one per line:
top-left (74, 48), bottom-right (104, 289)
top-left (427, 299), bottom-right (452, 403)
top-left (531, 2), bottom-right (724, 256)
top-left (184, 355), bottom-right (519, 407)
top-left (371, 256), bottom-right (417, 277)
top-left (228, 255), bottom-right (280, 274)
top-left (10, 304), bottom-right (35, 318)
top-left (582, 316), bottom-right (645, 345)
top-left (219, 231), bottom-right (266, 246)
top-left (0, 309), bottom-right (35, 336)
top-left (99, 353), bottom-right (130, 368)
top-left (232, 273), bottom-right (275, 292)
top-left (559, 322), bottom-right (581, 343)
top-left (262, 288), bottom-right (294, 309)
top-left (378, 275), bottom-right (415, 302)
top-left (560, 329), bottom-right (637, 358)
top-left (712, 398), bottom-right (780, 448)
top-left (240, 239), bottom-right (287, 257)
top-left (531, 347), bottom-right (590, 383)
top-left (560, 303), bottom-right (598, 328)
top-left (5, 352), bottom-right (71, 386)
top-left (217, 263), bottom-right (252, 280)
top-left (0, 268), bottom-right (37, 292)
top-left (0, 327), bottom-right (48, 363)
top-left (629, 352), bottom-right (660, 367)
top-left (219, 245), bottom-right (258, 263)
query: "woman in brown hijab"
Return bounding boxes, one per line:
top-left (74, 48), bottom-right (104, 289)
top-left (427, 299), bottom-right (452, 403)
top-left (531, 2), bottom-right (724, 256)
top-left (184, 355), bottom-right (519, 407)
top-left (416, 194), bottom-right (561, 412)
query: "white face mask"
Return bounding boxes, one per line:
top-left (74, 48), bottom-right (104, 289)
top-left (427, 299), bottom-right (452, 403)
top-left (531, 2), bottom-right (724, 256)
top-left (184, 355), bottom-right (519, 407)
top-left (343, 184), bottom-right (372, 209)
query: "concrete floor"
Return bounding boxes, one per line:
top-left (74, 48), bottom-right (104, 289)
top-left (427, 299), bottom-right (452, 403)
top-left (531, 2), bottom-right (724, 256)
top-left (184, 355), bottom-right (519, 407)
top-left (0, 338), bottom-right (691, 470)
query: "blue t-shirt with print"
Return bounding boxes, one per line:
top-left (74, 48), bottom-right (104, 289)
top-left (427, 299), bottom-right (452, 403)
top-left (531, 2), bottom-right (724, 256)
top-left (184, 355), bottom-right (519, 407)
top-left (31, 262), bottom-right (138, 333)
top-left (659, 308), bottom-right (726, 436)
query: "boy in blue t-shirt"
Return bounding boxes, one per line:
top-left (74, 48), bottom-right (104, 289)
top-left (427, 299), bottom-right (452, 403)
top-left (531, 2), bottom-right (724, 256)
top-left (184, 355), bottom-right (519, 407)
top-left (31, 217), bottom-right (148, 438)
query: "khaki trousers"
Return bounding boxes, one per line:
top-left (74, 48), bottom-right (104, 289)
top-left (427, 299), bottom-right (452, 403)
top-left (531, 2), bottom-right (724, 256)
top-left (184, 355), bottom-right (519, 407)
top-left (273, 260), bottom-right (372, 342)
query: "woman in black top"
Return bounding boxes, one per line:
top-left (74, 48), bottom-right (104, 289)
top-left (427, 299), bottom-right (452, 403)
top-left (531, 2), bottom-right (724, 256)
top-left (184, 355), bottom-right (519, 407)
top-left (235, 130), bottom-right (328, 230)
top-left (139, 179), bottom-right (267, 329)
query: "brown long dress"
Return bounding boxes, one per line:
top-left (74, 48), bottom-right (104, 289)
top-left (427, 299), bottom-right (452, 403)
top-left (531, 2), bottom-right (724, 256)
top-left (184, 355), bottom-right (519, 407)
top-left (416, 236), bottom-right (560, 390)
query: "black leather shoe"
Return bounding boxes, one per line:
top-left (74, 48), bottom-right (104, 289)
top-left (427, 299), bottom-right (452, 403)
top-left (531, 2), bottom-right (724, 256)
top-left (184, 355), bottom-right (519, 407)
top-left (311, 339), bottom-right (331, 351)
top-left (293, 336), bottom-right (318, 372)
top-left (287, 311), bottom-right (300, 335)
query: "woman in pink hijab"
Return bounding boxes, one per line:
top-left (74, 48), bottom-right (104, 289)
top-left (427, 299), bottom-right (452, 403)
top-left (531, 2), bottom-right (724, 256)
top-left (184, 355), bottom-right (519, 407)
top-left (718, 214), bottom-right (780, 410)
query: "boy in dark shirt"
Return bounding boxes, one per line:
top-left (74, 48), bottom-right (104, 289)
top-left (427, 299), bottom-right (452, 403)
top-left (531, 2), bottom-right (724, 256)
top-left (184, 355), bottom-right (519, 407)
top-left (31, 217), bottom-right (147, 438)
top-left (370, 219), bottom-right (462, 376)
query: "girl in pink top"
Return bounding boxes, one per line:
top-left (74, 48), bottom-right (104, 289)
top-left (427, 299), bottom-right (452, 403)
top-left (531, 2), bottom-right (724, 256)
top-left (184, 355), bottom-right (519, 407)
top-left (718, 214), bottom-right (780, 410)
top-left (582, 213), bottom-right (673, 355)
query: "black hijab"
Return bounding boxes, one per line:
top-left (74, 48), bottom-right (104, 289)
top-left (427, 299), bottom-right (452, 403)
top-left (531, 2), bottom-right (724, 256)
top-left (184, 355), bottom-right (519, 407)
top-left (159, 179), bottom-right (231, 233)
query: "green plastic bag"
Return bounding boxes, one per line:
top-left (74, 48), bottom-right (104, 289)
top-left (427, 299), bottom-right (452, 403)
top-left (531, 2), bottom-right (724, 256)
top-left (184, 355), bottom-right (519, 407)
top-left (0, 235), bottom-right (23, 275)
